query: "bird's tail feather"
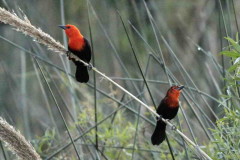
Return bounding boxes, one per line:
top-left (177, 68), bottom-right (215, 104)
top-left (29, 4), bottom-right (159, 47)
top-left (75, 62), bottom-right (89, 83)
top-left (151, 120), bottom-right (166, 145)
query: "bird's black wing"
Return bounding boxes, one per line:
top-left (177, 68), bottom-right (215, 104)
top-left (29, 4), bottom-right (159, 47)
top-left (83, 38), bottom-right (91, 63)
top-left (68, 38), bottom-right (91, 63)
top-left (156, 98), bottom-right (166, 117)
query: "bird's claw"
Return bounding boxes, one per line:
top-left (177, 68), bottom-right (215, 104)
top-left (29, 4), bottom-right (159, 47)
top-left (156, 115), bottom-right (162, 121)
top-left (171, 124), bottom-right (177, 131)
top-left (88, 63), bottom-right (93, 70)
top-left (66, 51), bottom-right (72, 60)
top-left (66, 51), bottom-right (71, 57)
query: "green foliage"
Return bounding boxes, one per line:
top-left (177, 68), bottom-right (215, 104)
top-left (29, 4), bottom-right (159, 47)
top-left (76, 107), bottom-right (135, 159)
top-left (32, 128), bottom-right (57, 156)
top-left (207, 34), bottom-right (240, 160)
top-left (221, 51), bottom-right (240, 58)
top-left (209, 108), bottom-right (240, 160)
top-left (219, 35), bottom-right (240, 103)
top-left (220, 35), bottom-right (240, 76)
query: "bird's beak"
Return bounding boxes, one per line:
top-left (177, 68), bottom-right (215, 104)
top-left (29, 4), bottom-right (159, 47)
top-left (58, 25), bottom-right (67, 30)
top-left (177, 85), bottom-right (184, 90)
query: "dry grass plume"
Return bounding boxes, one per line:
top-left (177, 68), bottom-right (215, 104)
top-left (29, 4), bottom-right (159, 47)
top-left (0, 117), bottom-right (41, 160)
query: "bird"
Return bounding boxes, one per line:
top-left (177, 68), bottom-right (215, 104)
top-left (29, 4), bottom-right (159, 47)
top-left (59, 24), bottom-right (91, 83)
top-left (151, 85), bottom-right (184, 145)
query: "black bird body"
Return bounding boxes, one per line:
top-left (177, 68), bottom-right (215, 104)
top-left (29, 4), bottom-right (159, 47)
top-left (69, 38), bottom-right (91, 83)
top-left (151, 86), bottom-right (183, 145)
top-left (157, 99), bottom-right (179, 120)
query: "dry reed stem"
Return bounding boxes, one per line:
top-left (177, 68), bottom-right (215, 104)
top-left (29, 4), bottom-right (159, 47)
top-left (0, 117), bottom-right (41, 160)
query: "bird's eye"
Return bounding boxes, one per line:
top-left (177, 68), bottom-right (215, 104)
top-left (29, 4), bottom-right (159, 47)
top-left (67, 26), bottom-right (71, 29)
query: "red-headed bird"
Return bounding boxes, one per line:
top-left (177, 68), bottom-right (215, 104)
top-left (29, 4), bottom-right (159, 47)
top-left (151, 85), bottom-right (184, 145)
top-left (59, 24), bottom-right (91, 83)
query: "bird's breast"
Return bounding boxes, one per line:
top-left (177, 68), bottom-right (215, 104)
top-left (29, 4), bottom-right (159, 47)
top-left (165, 98), bottom-right (179, 108)
top-left (68, 37), bottom-right (85, 51)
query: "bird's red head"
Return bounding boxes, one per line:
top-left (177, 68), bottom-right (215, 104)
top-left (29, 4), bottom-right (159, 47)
top-left (58, 24), bottom-right (83, 38)
top-left (164, 85), bottom-right (184, 108)
top-left (166, 85), bottom-right (184, 100)
top-left (59, 24), bottom-right (85, 50)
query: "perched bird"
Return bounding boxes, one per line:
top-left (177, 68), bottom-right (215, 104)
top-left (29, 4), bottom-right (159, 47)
top-left (151, 85), bottom-right (184, 145)
top-left (59, 24), bottom-right (91, 83)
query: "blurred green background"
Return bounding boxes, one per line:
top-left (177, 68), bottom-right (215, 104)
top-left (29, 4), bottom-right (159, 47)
top-left (0, 0), bottom-right (239, 159)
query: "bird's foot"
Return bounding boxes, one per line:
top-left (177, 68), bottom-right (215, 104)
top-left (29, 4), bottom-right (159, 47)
top-left (66, 51), bottom-right (72, 60)
top-left (87, 63), bottom-right (93, 70)
top-left (171, 124), bottom-right (177, 131)
top-left (156, 115), bottom-right (162, 121)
